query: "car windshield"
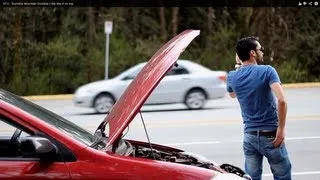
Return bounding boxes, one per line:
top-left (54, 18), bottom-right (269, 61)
top-left (114, 63), bottom-right (145, 80)
top-left (0, 89), bottom-right (95, 146)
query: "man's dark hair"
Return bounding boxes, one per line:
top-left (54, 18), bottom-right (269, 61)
top-left (236, 36), bottom-right (259, 61)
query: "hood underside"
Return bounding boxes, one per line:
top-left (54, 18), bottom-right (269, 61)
top-left (103, 30), bottom-right (200, 148)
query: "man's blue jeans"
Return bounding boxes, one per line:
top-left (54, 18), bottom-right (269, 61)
top-left (243, 133), bottom-right (292, 180)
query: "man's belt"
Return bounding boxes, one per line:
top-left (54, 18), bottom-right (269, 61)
top-left (248, 130), bottom-right (277, 137)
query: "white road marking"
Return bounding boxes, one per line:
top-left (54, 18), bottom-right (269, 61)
top-left (166, 136), bottom-right (320, 146)
top-left (263, 171), bottom-right (320, 176)
top-left (168, 141), bottom-right (222, 146)
top-left (286, 136), bottom-right (320, 140)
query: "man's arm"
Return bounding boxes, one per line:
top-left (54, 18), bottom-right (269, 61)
top-left (235, 54), bottom-right (242, 70)
top-left (227, 54), bottom-right (241, 98)
top-left (236, 54), bottom-right (242, 65)
top-left (270, 82), bottom-right (287, 147)
top-left (226, 72), bottom-right (236, 98)
top-left (229, 92), bottom-right (236, 98)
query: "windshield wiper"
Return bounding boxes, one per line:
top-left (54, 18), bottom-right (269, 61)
top-left (90, 128), bottom-right (107, 148)
top-left (90, 138), bottom-right (104, 148)
top-left (91, 112), bottom-right (111, 148)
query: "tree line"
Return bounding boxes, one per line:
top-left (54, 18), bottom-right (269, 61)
top-left (0, 7), bottom-right (319, 95)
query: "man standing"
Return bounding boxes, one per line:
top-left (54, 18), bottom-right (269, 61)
top-left (227, 37), bottom-right (292, 180)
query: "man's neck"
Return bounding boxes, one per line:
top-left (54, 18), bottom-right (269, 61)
top-left (242, 59), bottom-right (257, 66)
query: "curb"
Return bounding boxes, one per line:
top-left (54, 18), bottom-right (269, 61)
top-left (282, 82), bottom-right (320, 88)
top-left (23, 82), bottom-right (320, 101)
top-left (23, 94), bottom-right (74, 101)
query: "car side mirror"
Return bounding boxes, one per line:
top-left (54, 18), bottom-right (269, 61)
top-left (20, 136), bottom-right (58, 162)
top-left (122, 76), bottom-right (134, 81)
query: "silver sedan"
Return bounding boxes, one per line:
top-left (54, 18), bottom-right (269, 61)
top-left (73, 60), bottom-right (227, 113)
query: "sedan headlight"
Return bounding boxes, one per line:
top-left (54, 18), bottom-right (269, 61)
top-left (75, 87), bottom-right (96, 95)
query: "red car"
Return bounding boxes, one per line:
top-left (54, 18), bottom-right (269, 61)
top-left (0, 30), bottom-right (251, 180)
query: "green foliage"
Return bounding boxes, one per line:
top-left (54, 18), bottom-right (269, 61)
top-left (42, 36), bottom-right (85, 94)
top-left (109, 34), bottom-right (145, 77)
top-left (11, 36), bottom-right (86, 95)
top-left (0, 7), bottom-right (319, 95)
top-left (277, 61), bottom-right (309, 83)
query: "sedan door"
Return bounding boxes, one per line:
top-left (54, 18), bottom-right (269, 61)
top-left (113, 65), bottom-right (144, 99)
top-left (146, 66), bottom-right (192, 104)
top-left (0, 115), bottom-right (71, 179)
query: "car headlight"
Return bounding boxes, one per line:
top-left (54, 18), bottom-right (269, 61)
top-left (75, 88), bottom-right (95, 95)
top-left (212, 173), bottom-right (251, 180)
top-left (83, 89), bottom-right (95, 94)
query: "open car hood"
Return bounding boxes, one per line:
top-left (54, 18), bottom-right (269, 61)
top-left (102, 30), bottom-right (200, 148)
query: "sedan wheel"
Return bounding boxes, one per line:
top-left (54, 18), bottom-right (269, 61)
top-left (184, 89), bottom-right (206, 109)
top-left (93, 94), bottom-right (115, 114)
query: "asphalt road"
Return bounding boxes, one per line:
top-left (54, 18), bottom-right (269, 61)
top-left (33, 87), bottom-right (320, 180)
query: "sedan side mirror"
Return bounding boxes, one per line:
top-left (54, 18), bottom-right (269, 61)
top-left (122, 76), bottom-right (135, 81)
top-left (20, 136), bottom-right (58, 162)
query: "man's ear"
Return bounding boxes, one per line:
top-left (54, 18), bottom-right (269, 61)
top-left (250, 50), bottom-right (256, 57)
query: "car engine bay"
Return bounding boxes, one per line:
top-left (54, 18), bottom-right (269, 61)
top-left (112, 139), bottom-right (250, 179)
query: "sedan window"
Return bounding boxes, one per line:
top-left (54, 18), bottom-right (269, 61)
top-left (166, 67), bottom-right (189, 76)
top-left (122, 67), bottom-right (143, 80)
top-left (117, 64), bottom-right (145, 80)
top-left (0, 119), bottom-right (29, 137)
top-left (0, 117), bottom-right (31, 158)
